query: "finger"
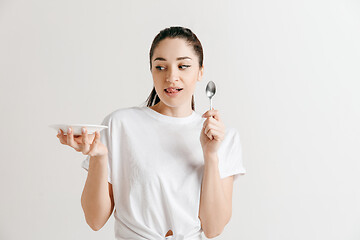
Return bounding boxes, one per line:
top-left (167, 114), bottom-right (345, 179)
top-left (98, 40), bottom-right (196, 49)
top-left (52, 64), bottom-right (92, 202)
top-left (202, 110), bottom-right (211, 118)
top-left (211, 110), bottom-right (221, 121)
top-left (206, 116), bottom-right (226, 135)
top-left (57, 129), bottom-right (68, 145)
top-left (82, 128), bottom-right (90, 154)
top-left (93, 131), bottom-right (100, 144)
top-left (56, 129), bottom-right (62, 138)
top-left (204, 127), bottom-right (222, 140)
top-left (57, 128), bottom-right (65, 138)
top-left (203, 123), bottom-right (213, 139)
top-left (205, 128), bottom-right (214, 140)
top-left (88, 131), bottom-right (100, 156)
top-left (56, 129), bottom-right (61, 138)
top-left (206, 128), bottom-right (224, 141)
top-left (204, 109), bottom-right (218, 116)
top-left (203, 120), bottom-right (222, 136)
top-left (67, 127), bottom-right (80, 151)
top-left (74, 136), bottom-right (83, 144)
top-left (204, 123), bottom-right (222, 136)
top-left (207, 116), bottom-right (222, 126)
top-left (202, 109), bottom-right (220, 119)
top-left (210, 128), bottom-right (225, 141)
top-left (203, 115), bottom-right (224, 129)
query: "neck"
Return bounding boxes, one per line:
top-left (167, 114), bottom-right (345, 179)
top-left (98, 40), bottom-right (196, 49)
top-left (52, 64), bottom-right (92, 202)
top-left (150, 101), bottom-right (193, 117)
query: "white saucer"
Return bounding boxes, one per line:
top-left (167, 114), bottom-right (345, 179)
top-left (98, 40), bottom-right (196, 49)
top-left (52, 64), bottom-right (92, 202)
top-left (49, 124), bottom-right (108, 135)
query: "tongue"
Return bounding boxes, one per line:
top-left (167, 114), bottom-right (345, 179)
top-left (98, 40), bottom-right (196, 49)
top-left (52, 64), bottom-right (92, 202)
top-left (167, 89), bottom-right (179, 93)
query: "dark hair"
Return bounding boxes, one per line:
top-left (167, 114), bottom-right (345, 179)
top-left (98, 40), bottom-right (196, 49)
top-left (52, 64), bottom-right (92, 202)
top-left (144, 26), bottom-right (203, 110)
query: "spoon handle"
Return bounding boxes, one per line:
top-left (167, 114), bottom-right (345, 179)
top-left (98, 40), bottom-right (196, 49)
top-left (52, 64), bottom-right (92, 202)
top-left (210, 98), bottom-right (213, 110)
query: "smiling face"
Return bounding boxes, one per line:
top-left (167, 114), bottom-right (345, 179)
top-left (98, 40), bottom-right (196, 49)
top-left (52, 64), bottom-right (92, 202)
top-left (150, 38), bottom-right (203, 113)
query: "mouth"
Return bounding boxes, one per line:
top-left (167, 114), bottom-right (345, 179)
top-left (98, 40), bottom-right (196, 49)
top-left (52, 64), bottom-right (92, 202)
top-left (164, 88), bottom-right (183, 93)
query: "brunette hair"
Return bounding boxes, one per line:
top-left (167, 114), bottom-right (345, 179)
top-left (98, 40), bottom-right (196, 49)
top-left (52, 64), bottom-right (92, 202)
top-left (144, 26), bottom-right (203, 110)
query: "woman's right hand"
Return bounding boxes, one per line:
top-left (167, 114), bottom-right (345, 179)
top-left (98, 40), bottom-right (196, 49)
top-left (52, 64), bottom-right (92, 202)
top-left (57, 127), bottom-right (108, 157)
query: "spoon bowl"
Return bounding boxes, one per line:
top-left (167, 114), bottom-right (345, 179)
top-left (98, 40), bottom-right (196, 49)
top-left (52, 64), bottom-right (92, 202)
top-left (205, 81), bottom-right (216, 110)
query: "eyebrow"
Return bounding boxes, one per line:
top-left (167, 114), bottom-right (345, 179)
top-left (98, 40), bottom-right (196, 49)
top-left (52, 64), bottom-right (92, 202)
top-left (153, 56), bottom-right (192, 62)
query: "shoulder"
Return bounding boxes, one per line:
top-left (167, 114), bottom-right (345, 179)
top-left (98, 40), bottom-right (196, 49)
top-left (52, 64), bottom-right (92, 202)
top-left (101, 106), bottom-right (143, 130)
top-left (101, 106), bottom-right (145, 126)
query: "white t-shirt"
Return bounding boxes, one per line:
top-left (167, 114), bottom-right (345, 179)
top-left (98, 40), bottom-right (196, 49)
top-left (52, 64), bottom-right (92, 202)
top-left (81, 106), bottom-right (246, 240)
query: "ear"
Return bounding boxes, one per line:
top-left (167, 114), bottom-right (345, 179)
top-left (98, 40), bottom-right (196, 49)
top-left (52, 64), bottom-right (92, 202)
top-left (197, 66), bottom-right (204, 82)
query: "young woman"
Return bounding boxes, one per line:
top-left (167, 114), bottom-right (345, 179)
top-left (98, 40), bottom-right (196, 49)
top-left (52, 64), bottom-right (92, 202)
top-left (56, 26), bottom-right (246, 240)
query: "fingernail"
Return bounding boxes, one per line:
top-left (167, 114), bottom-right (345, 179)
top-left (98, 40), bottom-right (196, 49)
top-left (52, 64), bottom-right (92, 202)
top-left (58, 129), bottom-right (61, 134)
top-left (68, 127), bottom-right (71, 134)
top-left (82, 128), bottom-right (86, 134)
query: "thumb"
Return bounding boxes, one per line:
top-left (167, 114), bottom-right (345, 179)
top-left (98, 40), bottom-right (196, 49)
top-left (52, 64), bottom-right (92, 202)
top-left (88, 131), bottom-right (100, 156)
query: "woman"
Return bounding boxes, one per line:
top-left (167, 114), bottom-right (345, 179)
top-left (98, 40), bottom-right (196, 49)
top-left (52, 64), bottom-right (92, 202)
top-left (56, 26), bottom-right (246, 240)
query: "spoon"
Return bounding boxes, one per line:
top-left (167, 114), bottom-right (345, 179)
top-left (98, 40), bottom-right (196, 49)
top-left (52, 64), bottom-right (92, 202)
top-left (205, 81), bottom-right (216, 110)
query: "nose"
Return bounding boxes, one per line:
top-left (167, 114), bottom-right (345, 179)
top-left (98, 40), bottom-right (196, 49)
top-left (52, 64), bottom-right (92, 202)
top-left (166, 66), bottom-right (179, 83)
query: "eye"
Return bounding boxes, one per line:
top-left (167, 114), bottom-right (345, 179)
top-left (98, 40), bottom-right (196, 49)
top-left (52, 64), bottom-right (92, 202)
top-left (155, 66), bottom-right (165, 71)
top-left (179, 65), bottom-right (191, 70)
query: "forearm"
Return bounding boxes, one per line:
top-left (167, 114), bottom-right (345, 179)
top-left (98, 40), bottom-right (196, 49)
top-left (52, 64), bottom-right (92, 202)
top-left (199, 153), bottom-right (231, 238)
top-left (81, 155), bottom-right (112, 231)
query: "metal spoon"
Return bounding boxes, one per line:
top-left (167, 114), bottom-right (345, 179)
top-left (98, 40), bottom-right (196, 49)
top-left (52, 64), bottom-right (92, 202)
top-left (205, 81), bottom-right (216, 110)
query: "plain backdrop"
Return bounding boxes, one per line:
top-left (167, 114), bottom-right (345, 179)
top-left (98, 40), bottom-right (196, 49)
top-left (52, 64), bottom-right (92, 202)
top-left (0, 0), bottom-right (359, 239)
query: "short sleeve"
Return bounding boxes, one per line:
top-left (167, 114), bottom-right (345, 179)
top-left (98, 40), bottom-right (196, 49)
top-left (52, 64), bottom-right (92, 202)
top-left (217, 128), bottom-right (246, 182)
top-left (81, 115), bottom-right (113, 184)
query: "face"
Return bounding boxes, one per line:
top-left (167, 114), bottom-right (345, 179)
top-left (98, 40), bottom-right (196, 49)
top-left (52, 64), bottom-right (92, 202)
top-left (151, 38), bottom-right (203, 109)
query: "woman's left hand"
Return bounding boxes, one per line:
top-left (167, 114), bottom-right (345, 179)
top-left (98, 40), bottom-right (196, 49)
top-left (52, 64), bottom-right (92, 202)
top-left (200, 108), bottom-right (226, 156)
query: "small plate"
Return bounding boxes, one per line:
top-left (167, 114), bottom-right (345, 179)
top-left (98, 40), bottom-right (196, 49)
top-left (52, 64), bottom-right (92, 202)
top-left (49, 124), bottom-right (108, 135)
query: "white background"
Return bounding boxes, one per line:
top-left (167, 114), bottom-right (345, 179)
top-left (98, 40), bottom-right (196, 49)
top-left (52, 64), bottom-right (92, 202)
top-left (0, 0), bottom-right (359, 239)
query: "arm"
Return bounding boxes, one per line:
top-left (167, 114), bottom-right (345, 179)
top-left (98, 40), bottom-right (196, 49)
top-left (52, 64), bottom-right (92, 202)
top-left (198, 153), bottom-right (234, 238)
top-left (81, 154), bottom-right (115, 231)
